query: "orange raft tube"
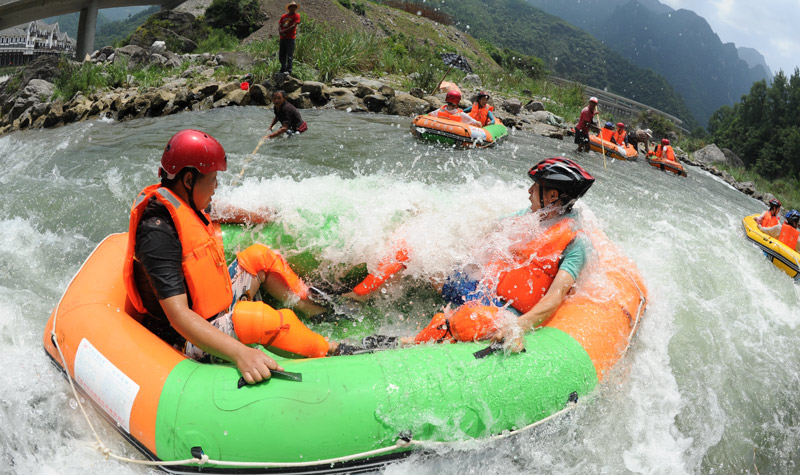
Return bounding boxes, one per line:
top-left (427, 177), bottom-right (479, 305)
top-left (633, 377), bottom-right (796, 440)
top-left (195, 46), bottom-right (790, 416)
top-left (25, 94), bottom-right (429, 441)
top-left (646, 154), bottom-right (687, 177)
top-left (410, 115), bottom-right (508, 148)
top-left (588, 134), bottom-right (639, 161)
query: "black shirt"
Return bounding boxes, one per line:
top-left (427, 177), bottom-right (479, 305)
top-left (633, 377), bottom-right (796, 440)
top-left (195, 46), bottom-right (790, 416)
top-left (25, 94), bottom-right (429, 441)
top-left (274, 100), bottom-right (304, 131)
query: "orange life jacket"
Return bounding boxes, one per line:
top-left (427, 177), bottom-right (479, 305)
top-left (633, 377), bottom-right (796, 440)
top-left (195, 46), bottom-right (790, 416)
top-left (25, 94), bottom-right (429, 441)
top-left (612, 130), bottom-right (627, 145)
top-left (663, 145), bottom-right (676, 161)
top-left (437, 106), bottom-right (463, 122)
top-left (468, 102), bottom-right (492, 126)
top-left (778, 224), bottom-right (799, 250)
top-left (599, 128), bottom-right (614, 142)
top-left (124, 184), bottom-right (233, 319)
top-left (761, 211), bottom-right (780, 227)
top-left (486, 218), bottom-right (577, 314)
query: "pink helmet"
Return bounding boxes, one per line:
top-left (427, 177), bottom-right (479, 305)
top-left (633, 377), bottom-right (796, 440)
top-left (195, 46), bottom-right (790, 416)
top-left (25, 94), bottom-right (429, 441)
top-left (160, 129), bottom-right (227, 179)
top-left (445, 89), bottom-right (462, 105)
top-left (589, 97), bottom-right (598, 104)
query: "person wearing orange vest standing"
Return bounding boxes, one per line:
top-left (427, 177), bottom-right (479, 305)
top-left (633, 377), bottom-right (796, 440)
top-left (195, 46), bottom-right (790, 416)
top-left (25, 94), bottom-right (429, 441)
top-left (278, 1), bottom-right (301, 76)
top-left (611, 122), bottom-right (628, 147)
top-left (429, 90), bottom-right (482, 126)
top-left (574, 97), bottom-right (598, 152)
top-left (756, 199), bottom-right (782, 227)
top-left (124, 129), bottom-right (343, 386)
top-left (463, 91), bottom-right (496, 126)
top-left (758, 209), bottom-right (800, 252)
top-left (654, 138), bottom-right (677, 161)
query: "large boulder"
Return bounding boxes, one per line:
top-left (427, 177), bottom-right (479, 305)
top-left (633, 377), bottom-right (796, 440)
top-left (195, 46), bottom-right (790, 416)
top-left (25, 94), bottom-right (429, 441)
top-left (388, 94), bottom-right (429, 116)
top-left (0, 55), bottom-right (60, 110)
top-left (301, 81), bottom-right (330, 104)
top-left (248, 84), bottom-right (270, 106)
top-left (128, 10), bottom-right (207, 54)
top-left (502, 98), bottom-right (522, 115)
top-left (363, 94), bottom-right (388, 113)
top-left (9, 79), bottom-right (54, 120)
top-left (721, 148), bottom-right (745, 168)
top-left (462, 74), bottom-right (482, 87)
top-left (114, 45), bottom-right (149, 69)
top-left (692, 144), bottom-right (732, 166)
top-left (274, 74), bottom-right (302, 94)
top-left (524, 100), bottom-right (545, 112)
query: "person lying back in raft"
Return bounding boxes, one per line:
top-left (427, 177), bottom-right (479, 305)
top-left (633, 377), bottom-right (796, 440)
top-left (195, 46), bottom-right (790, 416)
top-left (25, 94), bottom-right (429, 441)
top-left (758, 209), bottom-right (800, 252)
top-left (352, 158), bottom-right (595, 353)
top-left (265, 90), bottom-right (308, 139)
top-left (125, 129), bottom-right (342, 386)
top-left (756, 198), bottom-right (782, 227)
top-left (429, 90), bottom-right (482, 127)
top-left (574, 97), bottom-right (599, 153)
top-left (462, 91), bottom-right (496, 126)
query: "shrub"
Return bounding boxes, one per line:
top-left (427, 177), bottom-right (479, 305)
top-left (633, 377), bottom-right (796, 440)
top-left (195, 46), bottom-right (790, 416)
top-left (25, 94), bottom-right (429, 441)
top-left (205, 0), bottom-right (265, 39)
top-left (196, 29), bottom-right (241, 53)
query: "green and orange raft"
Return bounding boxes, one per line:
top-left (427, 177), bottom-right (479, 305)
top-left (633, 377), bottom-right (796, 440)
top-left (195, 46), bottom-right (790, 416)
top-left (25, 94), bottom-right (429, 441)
top-left (410, 115), bottom-right (508, 148)
top-left (43, 225), bottom-right (646, 474)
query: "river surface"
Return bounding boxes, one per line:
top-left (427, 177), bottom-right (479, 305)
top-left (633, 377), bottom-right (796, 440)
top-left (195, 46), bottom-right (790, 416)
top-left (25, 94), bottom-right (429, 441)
top-left (1, 107), bottom-right (799, 474)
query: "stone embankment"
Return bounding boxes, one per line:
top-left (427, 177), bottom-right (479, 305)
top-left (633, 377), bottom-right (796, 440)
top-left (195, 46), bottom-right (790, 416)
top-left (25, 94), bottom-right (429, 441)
top-left (681, 143), bottom-right (776, 205)
top-left (0, 44), bottom-right (569, 139)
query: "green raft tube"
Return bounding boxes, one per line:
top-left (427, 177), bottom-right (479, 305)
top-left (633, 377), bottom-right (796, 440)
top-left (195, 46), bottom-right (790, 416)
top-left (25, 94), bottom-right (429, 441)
top-left (43, 223), bottom-right (645, 474)
top-left (410, 114), bottom-right (508, 148)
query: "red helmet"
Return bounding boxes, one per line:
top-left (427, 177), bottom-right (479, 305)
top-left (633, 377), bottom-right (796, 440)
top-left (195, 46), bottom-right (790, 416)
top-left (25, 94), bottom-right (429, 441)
top-left (445, 89), bottom-right (462, 105)
top-left (616, 122), bottom-right (625, 128)
top-left (661, 138), bottom-right (670, 145)
top-left (160, 129), bottom-right (227, 179)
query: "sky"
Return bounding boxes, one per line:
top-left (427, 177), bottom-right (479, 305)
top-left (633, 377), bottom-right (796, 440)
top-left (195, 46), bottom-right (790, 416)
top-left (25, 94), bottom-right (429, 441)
top-left (659, 0), bottom-right (799, 76)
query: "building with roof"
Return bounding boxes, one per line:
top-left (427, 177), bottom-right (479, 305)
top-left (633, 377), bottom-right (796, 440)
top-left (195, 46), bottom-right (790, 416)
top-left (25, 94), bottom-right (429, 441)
top-left (0, 20), bottom-right (75, 67)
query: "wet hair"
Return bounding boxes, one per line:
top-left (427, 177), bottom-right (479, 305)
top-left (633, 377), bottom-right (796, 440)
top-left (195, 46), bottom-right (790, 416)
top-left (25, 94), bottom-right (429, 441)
top-left (272, 90), bottom-right (286, 99)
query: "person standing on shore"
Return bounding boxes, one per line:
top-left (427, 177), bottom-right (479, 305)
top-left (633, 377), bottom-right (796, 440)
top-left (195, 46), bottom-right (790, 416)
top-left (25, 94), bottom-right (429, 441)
top-left (278, 2), bottom-right (301, 76)
top-left (574, 97), bottom-right (598, 153)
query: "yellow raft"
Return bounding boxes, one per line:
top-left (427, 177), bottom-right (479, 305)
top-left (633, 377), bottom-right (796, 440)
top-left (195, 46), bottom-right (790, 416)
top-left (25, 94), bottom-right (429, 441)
top-left (742, 214), bottom-right (800, 280)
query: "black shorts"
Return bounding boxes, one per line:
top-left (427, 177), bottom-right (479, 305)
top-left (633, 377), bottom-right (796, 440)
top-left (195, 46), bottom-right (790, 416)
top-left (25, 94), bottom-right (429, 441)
top-left (574, 129), bottom-right (589, 145)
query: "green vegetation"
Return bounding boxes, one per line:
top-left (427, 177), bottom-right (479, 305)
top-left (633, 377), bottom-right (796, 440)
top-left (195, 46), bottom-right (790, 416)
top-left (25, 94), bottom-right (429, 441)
top-left (713, 163), bottom-right (800, 211)
top-left (338, 0), bottom-right (367, 15)
top-left (51, 57), bottom-right (181, 99)
top-left (195, 29), bottom-right (241, 53)
top-left (205, 0), bottom-right (265, 39)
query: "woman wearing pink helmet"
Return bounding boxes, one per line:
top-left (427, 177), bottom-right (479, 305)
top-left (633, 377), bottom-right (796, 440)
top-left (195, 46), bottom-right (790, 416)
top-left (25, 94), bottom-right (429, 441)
top-left (428, 89), bottom-right (482, 127)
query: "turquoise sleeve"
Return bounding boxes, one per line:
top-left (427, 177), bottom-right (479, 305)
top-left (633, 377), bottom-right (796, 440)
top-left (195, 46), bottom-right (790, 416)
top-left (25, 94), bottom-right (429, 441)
top-left (559, 234), bottom-right (590, 281)
top-left (463, 105), bottom-right (473, 113)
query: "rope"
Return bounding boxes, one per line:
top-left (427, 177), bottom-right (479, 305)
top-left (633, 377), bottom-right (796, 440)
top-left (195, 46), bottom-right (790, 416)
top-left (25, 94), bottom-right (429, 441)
top-left (230, 138), bottom-right (266, 187)
top-left (48, 237), bottom-right (646, 471)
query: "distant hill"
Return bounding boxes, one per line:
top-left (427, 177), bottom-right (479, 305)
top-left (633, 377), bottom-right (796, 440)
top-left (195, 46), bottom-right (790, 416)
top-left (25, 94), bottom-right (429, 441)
top-left (525, 0), bottom-right (770, 126)
top-left (396, 0), bottom-right (698, 129)
top-left (738, 47), bottom-right (772, 79)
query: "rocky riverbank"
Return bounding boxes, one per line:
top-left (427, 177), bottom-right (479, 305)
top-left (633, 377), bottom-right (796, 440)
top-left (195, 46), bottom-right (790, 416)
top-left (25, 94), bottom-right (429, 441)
top-left (0, 44), bottom-right (568, 139)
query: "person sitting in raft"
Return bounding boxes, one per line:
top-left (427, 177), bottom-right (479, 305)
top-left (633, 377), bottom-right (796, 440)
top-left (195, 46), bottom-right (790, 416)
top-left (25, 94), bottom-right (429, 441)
top-left (265, 90), bottom-right (308, 139)
top-left (758, 209), bottom-right (800, 252)
top-left (462, 91), bottom-right (496, 126)
top-left (599, 121), bottom-right (615, 142)
top-left (756, 199), bottom-right (782, 227)
top-left (352, 158), bottom-right (595, 353)
top-left (574, 97), bottom-right (598, 152)
top-left (429, 90), bottom-right (482, 127)
top-left (652, 138), bottom-right (677, 161)
top-left (611, 122), bottom-right (628, 147)
top-left (125, 129), bottom-right (343, 386)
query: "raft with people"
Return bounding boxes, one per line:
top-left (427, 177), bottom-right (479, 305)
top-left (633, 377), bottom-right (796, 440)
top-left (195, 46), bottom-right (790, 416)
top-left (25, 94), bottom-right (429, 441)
top-left (587, 124), bottom-right (638, 161)
top-left (43, 224), bottom-right (647, 473)
top-left (646, 154), bottom-right (687, 177)
top-left (410, 90), bottom-right (508, 148)
top-left (742, 213), bottom-right (800, 280)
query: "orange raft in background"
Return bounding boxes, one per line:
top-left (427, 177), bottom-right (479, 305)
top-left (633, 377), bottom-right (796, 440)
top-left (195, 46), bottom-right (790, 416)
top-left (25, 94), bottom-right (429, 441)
top-left (646, 154), bottom-right (688, 177)
top-left (410, 114), bottom-right (508, 148)
top-left (588, 134), bottom-right (639, 161)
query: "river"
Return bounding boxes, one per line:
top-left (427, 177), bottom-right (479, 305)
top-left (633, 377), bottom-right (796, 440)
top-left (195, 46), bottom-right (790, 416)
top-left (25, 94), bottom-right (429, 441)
top-left (1, 107), bottom-right (798, 474)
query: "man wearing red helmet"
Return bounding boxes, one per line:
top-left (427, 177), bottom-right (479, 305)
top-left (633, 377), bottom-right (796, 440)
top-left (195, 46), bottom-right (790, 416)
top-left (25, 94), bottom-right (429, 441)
top-left (654, 138), bottom-right (676, 161)
top-left (574, 97), bottom-right (599, 153)
top-left (429, 89), bottom-right (482, 126)
top-left (611, 122), bottom-right (628, 147)
top-left (124, 129), bottom-right (340, 386)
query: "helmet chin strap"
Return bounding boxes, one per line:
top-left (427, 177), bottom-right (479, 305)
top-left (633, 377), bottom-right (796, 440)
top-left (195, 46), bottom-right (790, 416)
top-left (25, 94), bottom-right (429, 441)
top-left (183, 170), bottom-right (201, 215)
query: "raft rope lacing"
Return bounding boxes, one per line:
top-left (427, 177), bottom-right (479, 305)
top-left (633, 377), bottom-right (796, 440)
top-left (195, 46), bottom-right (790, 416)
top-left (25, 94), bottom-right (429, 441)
top-left (50, 235), bottom-right (646, 469)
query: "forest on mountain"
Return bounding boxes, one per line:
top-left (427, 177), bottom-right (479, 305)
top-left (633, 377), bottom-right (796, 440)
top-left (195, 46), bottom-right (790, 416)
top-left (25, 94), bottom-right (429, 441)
top-left (708, 69), bottom-right (800, 180)
top-left (45, 7), bottom-right (159, 50)
top-left (393, 0), bottom-right (698, 130)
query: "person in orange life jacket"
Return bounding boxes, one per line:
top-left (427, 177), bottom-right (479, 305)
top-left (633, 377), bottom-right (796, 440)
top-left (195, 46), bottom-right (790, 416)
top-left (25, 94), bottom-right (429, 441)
top-left (756, 198), bottom-right (782, 227)
top-left (266, 90), bottom-right (307, 139)
top-left (574, 97), bottom-right (599, 152)
top-left (654, 138), bottom-right (676, 161)
top-left (758, 209), bottom-right (800, 252)
top-left (278, 1), bottom-right (301, 75)
top-left (462, 91), bottom-right (496, 126)
top-left (374, 159), bottom-right (595, 352)
top-left (126, 129), bottom-right (341, 386)
top-left (611, 122), bottom-right (628, 147)
top-left (429, 90), bottom-right (482, 127)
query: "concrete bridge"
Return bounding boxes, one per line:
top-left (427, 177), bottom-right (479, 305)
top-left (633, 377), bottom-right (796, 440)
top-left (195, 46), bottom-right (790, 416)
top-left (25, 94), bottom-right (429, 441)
top-left (0, 0), bottom-right (185, 60)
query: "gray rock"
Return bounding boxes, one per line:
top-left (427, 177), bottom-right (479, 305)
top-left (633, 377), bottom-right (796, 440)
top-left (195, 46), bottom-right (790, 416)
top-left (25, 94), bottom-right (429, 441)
top-left (408, 87), bottom-right (425, 99)
top-left (720, 148), bottom-right (745, 168)
top-left (224, 89), bottom-right (250, 106)
top-left (286, 90), bottom-right (312, 109)
top-left (115, 45), bottom-right (148, 68)
top-left (524, 100), bottom-right (544, 112)
top-left (150, 41), bottom-right (167, 55)
top-left (163, 51), bottom-right (183, 68)
top-left (249, 84), bottom-right (270, 106)
top-left (213, 82), bottom-right (239, 101)
top-left (301, 81), bottom-right (330, 103)
top-left (462, 74), bottom-right (482, 87)
top-left (378, 85), bottom-right (395, 98)
top-left (736, 181), bottom-right (756, 195)
top-left (216, 51), bottom-right (256, 70)
top-left (422, 95), bottom-right (444, 111)
top-left (355, 85), bottom-right (376, 98)
top-left (331, 91), bottom-right (359, 111)
top-left (363, 94), bottom-right (388, 112)
top-left (274, 74), bottom-right (302, 93)
top-left (150, 53), bottom-right (168, 66)
top-left (502, 98), bottom-right (522, 115)
top-left (192, 83), bottom-right (218, 99)
top-left (388, 93), bottom-right (429, 116)
top-left (692, 144), bottom-right (729, 166)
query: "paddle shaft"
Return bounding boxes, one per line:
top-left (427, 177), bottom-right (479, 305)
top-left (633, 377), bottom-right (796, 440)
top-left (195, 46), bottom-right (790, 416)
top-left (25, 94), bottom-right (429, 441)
top-left (231, 138), bottom-right (266, 186)
top-left (430, 64), bottom-right (454, 96)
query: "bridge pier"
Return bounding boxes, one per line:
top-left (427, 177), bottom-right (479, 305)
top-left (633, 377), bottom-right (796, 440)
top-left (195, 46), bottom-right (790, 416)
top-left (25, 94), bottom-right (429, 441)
top-left (76, 0), bottom-right (99, 60)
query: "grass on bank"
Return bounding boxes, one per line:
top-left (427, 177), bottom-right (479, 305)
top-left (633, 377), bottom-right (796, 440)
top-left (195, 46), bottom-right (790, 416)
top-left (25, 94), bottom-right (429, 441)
top-left (711, 163), bottom-right (800, 211)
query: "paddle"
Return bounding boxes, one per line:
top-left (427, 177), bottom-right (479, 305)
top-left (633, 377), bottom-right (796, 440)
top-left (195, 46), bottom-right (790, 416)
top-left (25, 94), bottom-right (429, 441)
top-left (596, 108), bottom-right (607, 169)
top-left (238, 369), bottom-right (303, 388)
top-left (430, 53), bottom-right (473, 95)
top-left (231, 137), bottom-right (266, 186)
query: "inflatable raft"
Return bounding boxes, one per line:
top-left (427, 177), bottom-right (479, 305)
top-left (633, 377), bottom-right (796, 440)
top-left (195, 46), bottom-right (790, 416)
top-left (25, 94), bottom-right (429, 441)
top-left (646, 155), bottom-right (687, 177)
top-left (410, 115), bottom-right (508, 148)
top-left (588, 134), bottom-right (638, 161)
top-left (742, 214), bottom-right (800, 280)
top-left (43, 229), bottom-right (646, 473)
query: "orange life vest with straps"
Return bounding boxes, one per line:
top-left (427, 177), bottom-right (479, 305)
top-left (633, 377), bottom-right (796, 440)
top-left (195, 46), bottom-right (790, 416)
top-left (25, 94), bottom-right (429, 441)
top-left (437, 106), bottom-right (464, 122)
top-left (761, 211), bottom-right (780, 227)
top-left (778, 224), bottom-right (799, 250)
top-left (468, 102), bottom-right (492, 126)
top-left (485, 218), bottom-right (577, 314)
top-left (123, 184), bottom-right (233, 319)
top-left (599, 128), bottom-right (614, 141)
top-left (612, 130), bottom-right (627, 145)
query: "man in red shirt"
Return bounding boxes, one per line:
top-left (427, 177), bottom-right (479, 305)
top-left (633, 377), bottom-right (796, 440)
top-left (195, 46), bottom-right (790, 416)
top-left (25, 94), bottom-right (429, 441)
top-left (279, 2), bottom-right (301, 76)
top-left (574, 97), bottom-right (598, 153)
